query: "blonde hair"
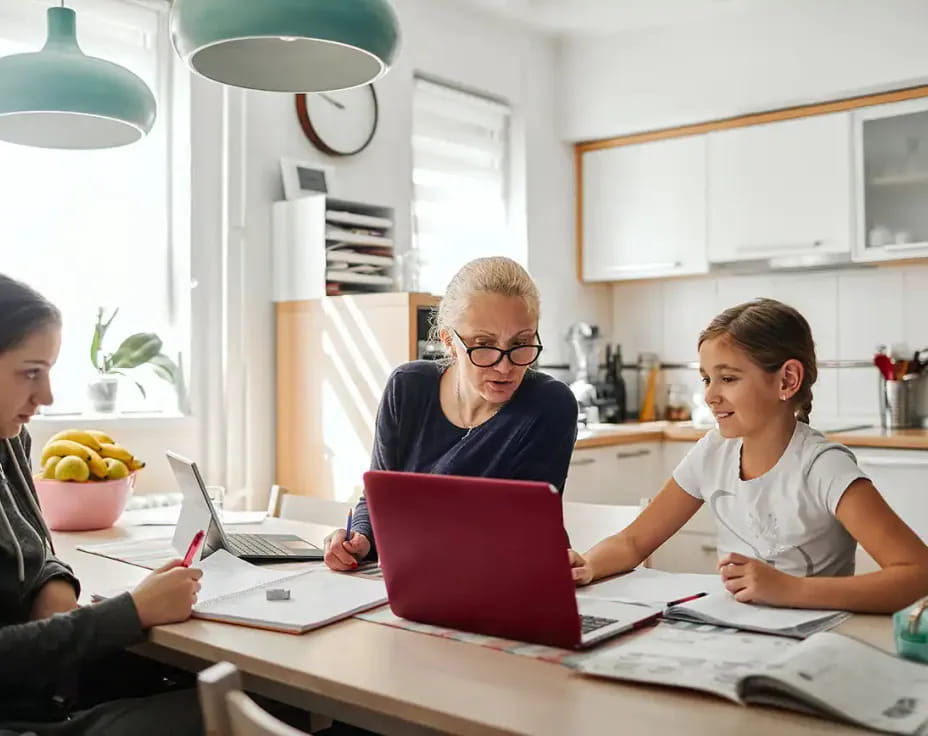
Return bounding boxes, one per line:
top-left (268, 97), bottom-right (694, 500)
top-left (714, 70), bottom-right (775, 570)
top-left (698, 298), bottom-right (817, 423)
top-left (429, 257), bottom-right (540, 348)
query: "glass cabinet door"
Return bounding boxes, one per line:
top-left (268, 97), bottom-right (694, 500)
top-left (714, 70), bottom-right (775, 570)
top-left (855, 97), bottom-right (928, 261)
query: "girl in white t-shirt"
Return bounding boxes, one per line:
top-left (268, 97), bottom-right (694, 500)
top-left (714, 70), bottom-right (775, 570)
top-left (570, 298), bottom-right (928, 613)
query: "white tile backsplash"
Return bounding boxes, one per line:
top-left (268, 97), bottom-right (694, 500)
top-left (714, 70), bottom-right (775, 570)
top-left (661, 279), bottom-right (717, 362)
top-left (837, 268), bottom-right (905, 359)
top-left (611, 280), bottom-right (664, 361)
top-left (903, 265), bottom-right (928, 352)
top-left (611, 264), bottom-right (926, 423)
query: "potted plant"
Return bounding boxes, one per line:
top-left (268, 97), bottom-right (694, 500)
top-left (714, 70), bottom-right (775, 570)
top-left (88, 307), bottom-right (181, 413)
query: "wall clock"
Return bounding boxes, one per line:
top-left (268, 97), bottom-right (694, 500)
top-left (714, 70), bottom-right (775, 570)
top-left (296, 84), bottom-right (379, 157)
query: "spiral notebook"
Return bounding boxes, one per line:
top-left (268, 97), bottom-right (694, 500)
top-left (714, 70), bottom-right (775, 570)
top-left (95, 550), bottom-right (387, 635)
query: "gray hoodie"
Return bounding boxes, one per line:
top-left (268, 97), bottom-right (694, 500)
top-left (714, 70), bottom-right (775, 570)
top-left (0, 428), bottom-right (144, 722)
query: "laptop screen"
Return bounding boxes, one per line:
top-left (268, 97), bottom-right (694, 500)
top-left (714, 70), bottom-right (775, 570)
top-left (166, 451), bottom-right (226, 563)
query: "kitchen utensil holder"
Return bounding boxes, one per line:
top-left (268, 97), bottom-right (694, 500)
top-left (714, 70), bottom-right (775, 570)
top-left (879, 374), bottom-right (922, 429)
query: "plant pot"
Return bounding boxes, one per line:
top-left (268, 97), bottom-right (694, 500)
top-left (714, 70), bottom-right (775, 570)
top-left (88, 376), bottom-right (119, 413)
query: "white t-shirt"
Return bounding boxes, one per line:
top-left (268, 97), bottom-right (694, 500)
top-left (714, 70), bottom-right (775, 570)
top-left (672, 422), bottom-right (868, 577)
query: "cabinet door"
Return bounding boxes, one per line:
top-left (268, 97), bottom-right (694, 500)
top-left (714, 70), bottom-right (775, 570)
top-left (649, 531), bottom-right (719, 574)
top-left (707, 113), bottom-right (852, 262)
top-left (855, 450), bottom-right (928, 541)
top-left (565, 442), bottom-right (662, 505)
top-left (853, 97), bottom-right (928, 262)
top-left (581, 135), bottom-right (708, 281)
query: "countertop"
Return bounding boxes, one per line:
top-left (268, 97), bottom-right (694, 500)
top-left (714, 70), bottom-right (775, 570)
top-left (575, 421), bottom-right (928, 451)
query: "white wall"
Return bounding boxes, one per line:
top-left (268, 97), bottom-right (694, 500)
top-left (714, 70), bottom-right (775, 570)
top-left (611, 265), bottom-right (928, 425)
top-left (233, 0), bottom-right (610, 503)
top-left (558, 0), bottom-right (928, 142)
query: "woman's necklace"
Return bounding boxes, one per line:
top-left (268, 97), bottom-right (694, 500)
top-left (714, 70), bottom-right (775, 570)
top-left (456, 379), bottom-right (501, 439)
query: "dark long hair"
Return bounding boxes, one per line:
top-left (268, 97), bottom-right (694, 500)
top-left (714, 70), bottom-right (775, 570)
top-left (0, 274), bottom-right (61, 355)
top-left (698, 298), bottom-right (817, 423)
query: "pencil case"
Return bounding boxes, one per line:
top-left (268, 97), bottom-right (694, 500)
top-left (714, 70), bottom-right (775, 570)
top-left (894, 598), bottom-right (928, 664)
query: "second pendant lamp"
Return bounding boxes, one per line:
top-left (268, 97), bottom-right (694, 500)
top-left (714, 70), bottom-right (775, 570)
top-left (170, 0), bottom-right (401, 93)
top-left (0, 6), bottom-right (156, 149)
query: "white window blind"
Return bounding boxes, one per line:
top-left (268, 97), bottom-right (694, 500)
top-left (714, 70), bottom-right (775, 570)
top-left (412, 77), bottom-right (512, 295)
top-left (0, 0), bottom-right (181, 416)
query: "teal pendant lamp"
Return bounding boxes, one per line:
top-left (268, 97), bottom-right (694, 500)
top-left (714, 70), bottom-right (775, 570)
top-left (171, 0), bottom-right (401, 93)
top-left (0, 5), bottom-right (156, 149)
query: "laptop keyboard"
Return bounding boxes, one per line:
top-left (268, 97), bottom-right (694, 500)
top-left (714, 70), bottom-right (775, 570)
top-left (227, 534), bottom-right (298, 557)
top-left (581, 615), bottom-right (619, 635)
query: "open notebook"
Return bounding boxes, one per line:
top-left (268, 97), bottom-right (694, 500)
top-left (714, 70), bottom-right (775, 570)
top-left (663, 591), bottom-right (850, 639)
top-left (577, 568), bottom-right (725, 607)
top-left (95, 550), bottom-right (387, 634)
top-left (581, 626), bottom-right (928, 735)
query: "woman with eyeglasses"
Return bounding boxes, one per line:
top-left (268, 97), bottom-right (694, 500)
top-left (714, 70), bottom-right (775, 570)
top-left (324, 256), bottom-right (578, 570)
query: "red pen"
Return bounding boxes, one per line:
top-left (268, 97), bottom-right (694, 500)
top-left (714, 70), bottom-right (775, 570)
top-left (182, 530), bottom-right (205, 567)
top-left (667, 592), bottom-right (707, 607)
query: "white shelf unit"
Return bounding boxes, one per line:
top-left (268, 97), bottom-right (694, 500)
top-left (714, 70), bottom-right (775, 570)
top-left (272, 195), bottom-right (396, 302)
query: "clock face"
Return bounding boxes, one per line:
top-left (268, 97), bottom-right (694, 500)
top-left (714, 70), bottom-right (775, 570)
top-left (296, 85), bottom-right (379, 157)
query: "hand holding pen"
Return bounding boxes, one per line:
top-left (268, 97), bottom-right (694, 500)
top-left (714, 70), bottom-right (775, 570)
top-left (130, 531), bottom-right (204, 628)
top-left (323, 508), bottom-right (371, 571)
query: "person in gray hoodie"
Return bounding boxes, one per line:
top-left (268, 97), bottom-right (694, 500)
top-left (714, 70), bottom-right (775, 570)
top-left (0, 274), bottom-right (204, 735)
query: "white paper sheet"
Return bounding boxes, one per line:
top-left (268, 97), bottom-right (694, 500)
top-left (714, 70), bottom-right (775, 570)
top-left (577, 568), bottom-right (725, 606)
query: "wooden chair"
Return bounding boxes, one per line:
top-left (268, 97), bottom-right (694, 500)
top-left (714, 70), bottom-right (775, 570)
top-left (198, 661), bottom-right (312, 736)
top-left (267, 484), bottom-right (351, 527)
top-left (562, 499), bottom-right (653, 567)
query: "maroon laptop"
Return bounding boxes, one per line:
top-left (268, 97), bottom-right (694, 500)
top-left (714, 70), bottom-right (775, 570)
top-left (363, 471), bottom-right (658, 649)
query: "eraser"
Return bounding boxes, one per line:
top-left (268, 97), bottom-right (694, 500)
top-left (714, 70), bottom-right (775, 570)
top-left (266, 588), bottom-right (291, 601)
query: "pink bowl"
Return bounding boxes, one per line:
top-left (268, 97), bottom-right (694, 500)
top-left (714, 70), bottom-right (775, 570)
top-left (34, 473), bottom-right (136, 531)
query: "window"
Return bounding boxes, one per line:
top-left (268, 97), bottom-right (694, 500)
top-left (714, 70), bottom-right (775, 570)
top-left (411, 76), bottom-right (513, 295)
top-left (0, 0), bottom-right (184, 415)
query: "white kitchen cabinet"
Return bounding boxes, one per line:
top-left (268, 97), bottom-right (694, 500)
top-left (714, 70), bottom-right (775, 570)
top-left (564, 442), bottom-right (662, 505)
top-left (658, 440), bottom-right (715, 535)
top-left (853, 97), bottom-right (928, 262)
top-left (853, 448), bottom-right (928, 572)
top-left (581, 135), bottom-right (708, 282)
top-left (707, 113), bottom-right (853, 263)
top-left (649, 530), bottom-right (719, 574)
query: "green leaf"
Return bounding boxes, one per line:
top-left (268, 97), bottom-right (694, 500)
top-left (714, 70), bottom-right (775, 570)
top-left (149, 353), bottom-right (179, 386)
top-left (91, 307), bottom-right (119, 373)
top-left (109, 333), bottom-right (163, 370)
top-left (90, 308), bottom-right (103, 371)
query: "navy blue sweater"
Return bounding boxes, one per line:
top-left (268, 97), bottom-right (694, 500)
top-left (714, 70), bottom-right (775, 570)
top-left (352, 361), bottom-right (578, 559)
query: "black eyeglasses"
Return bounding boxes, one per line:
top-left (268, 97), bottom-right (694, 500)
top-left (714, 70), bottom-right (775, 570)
top-left (452, 330), bottom-right (544, 368)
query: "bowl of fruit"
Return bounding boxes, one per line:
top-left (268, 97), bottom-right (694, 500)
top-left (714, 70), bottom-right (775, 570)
top-left (33, 429), bottom-right (145, 531)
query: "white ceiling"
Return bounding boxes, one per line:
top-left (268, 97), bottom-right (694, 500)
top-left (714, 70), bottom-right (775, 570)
top-left (454, 0), bottom-right (760, 36)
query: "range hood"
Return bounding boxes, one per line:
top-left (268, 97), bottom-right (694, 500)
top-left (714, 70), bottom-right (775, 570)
top-left (709, 250), bottom-right (870, 275)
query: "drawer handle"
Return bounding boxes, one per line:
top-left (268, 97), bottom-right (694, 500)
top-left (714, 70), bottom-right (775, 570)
top-left (615, 448), bottom-right (651, 460)
top-left (859, 458), bottom-right (928, 468)
top-left (605, 260), bottom-right (682, 273)
top-left (570, 457), bottom-right (596, 467)
top-left (736, 240), bottom-right (824, 253)
top-left (700, 544), bottom-right (718, 553)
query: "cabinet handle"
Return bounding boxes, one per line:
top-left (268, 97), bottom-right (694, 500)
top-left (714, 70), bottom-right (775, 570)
top-left (570, 457), bottom-right (596, 467)
top-left (605, 261), bottom-right (682, 274)
top-left (858, 457), bottom-right (928, 468)
top-left (615, 448), bottom-right (652, 460)
top-left (700, 543), bottom-right (718, 552)
top-left (884, 242), bottom-right (927, 252)
top-left (737, 240), bottom-right (824, 253)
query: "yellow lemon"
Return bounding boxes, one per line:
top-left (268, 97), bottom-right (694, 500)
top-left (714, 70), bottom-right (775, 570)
top-left (42, 456), bottom-right (62, 479)
top-left (104, 458), bottom-right (130, 480)
top-left (55, 456), bottom-right (90, 482)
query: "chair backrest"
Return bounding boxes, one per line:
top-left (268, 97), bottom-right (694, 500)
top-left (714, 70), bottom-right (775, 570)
top-left (198, 662), bottom-right (311, 736)
top-left (268, 484), bottom-right (351, 527)
top-left (562, 500), bottom-right (642, 557)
